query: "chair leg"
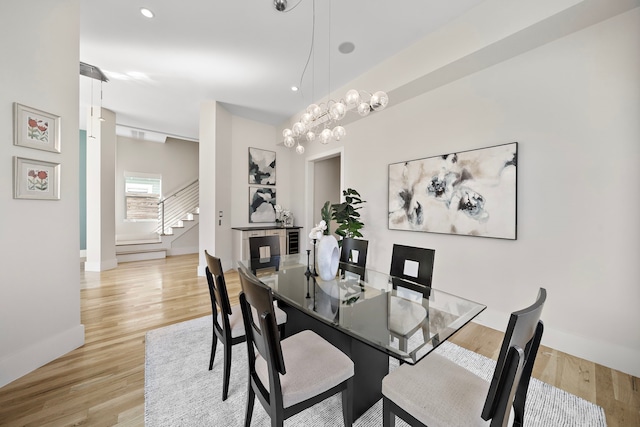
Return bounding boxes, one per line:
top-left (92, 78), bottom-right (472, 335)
top-left (342, 377), bottom-right (354, 427)
top-left (278, 323), bottom-right (285, 339)
top-left (222, 342), bottom-right (232, 400)
top-left (209, 331), bottom-right (217, 371)
top-left (244, 385), bottom-right (255, 427)
top-left (383, 397), bottom-right (396, 427)
top-left (399, 336), bottom-right (408, 353)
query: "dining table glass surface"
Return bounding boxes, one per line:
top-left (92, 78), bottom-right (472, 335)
top-left (239, 253), bottom-right (486, 364)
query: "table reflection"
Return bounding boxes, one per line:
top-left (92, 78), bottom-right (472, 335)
top-left (241, 254), bottom-right (485, 364)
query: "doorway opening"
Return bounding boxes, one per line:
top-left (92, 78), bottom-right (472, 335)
top-left (305, 148), bottom-right (343, 241)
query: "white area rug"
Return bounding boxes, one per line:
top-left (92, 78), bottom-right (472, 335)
top-left (145, 316), bottom-right (607, 426)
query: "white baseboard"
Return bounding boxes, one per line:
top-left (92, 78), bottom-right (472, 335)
top-left (474, 308), bottom-right (640, 378)
top-left (0, 324), bottom-right (85, 388)
top-left (166, 246), bottom-right (198, 256)
top-left (197, 265), bottom-right (206, 277)
top-left (84, 258), bottom-right (118, 272)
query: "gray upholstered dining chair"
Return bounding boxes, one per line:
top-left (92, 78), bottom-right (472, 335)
top-left (204, 250), bottom-right (286, 401)
top-left (339, 237), bottom-right (369, 280)
top-left (388, 244), bottom-right (436, 352)
top-left (237, 267), bottom-right (354, 427)
top-left (248, 235), bottom-right (281, 274)
top-left (382, 288), bottom-right (546, 427)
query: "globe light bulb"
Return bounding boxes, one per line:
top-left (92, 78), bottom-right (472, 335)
top-left (332, 126), bottom-right (346, 141)
top-left (307, 104), bottom-right (321, 119)
top-left (306, 130), bottom-right (316, 141)
top-left (320, 128), bottom-right (332, 144)
top-left (284, 136), bottom-right (295, 147)
top-left (357, 102), bottom-right (371, 117)
top-left (283, 128), bottom-right (292, 138)
top-left (292, 121), bottom-right (305, 137)
top-left (295, 144), bottom-right (305, 154)
top-left (345, 89), bottom-right (360, 107)
top-left (370, 91), bottom-right (389, 111)
top-left (301, 112), bottom-right (312, 126)
top-left (329, 101), bottom-right (347, 121)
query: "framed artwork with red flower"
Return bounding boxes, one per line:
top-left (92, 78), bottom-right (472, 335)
top-left (13, 157), bottom-right (60, 200)
top-left (13, 103), bottom-right (61, 153)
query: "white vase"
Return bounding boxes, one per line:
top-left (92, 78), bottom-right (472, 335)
top-left (316, 235), bottom-right (339, 281)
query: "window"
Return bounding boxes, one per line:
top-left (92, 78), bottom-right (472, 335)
top-left (125, 173), bottom-right (161, 221)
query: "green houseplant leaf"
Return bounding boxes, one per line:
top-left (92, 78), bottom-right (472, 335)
top-left (331, 188), bottom-right (366, 242)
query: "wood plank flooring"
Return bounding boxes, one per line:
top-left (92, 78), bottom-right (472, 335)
top-left (0, 254), bottom-right (637, 426)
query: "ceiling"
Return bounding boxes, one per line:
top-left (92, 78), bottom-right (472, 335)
top-left (80, 0), bottom-right (485, 142)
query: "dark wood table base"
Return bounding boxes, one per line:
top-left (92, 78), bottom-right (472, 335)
top-left (279, 301), bottom-right (390, 420)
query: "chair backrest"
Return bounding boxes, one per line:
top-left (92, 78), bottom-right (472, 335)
top-left (339, 237), bottom-right (368, 279)
top-left (249, 235), bottom-right (281, 273)
top-left (204, 250), bottom-right (233, 321)
top-left (389, 244), bottom-right (435, 286)
top-left (237, 267), bottom-right (286, 395)
top-left (389, 244), bottom-right (435, 298)
top-left (481, 288), bottom-right (546, 426)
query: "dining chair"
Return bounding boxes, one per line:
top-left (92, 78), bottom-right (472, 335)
top-left (382, 288), bottom-right (546, 427)
top-left (339, 237), bottom-right (368, 280)
top-left (248, 235), bottom-right (281, 274)
top-left (388, 245), bottom-right (436, 352)
top-left (389, 244), bottom-right (435, 288)
top-left (204, 250), bottom-right (287, 401)
top-left (237, 267), bottom-right (354, 427)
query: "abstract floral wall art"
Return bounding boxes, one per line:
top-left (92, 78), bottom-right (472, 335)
top-left (249, 187), bottom-right (276, 223)
top-left (388, 142), bottom-right (517, 239)
top-left (14, 103), bottom-right (61, 153)
top-left (248, 147), bottom-right (276, 185)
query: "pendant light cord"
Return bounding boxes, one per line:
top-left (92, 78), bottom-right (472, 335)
top-left (297, 0), bottom-right (315, 100)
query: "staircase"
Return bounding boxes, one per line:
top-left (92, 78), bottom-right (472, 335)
top-left (116, 180), bottom-right (199, 263)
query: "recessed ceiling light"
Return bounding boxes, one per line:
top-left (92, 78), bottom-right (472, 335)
top-left (291, 86), bottom-right (299, 92)
top-left (338, 42), bottom-right (355, 54)
top-left (140, 7), bottom-right (154, 18)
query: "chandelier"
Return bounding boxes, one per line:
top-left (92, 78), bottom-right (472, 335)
top-left (283, 89), bottom-right (389, 154)
top-left (277, 0), bottom-right (389, 154)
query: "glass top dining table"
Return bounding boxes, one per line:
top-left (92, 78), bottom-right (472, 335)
top-left (239, 254), bottom-right (486, 365)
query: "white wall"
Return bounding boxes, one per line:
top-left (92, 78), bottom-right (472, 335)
top-left (85, 108), bottom-right (117, 271)
top-left (198, 110), bottom-right (292, 273)
top-left (286, 6), bottom-right (640, 376)
top-left (214, 104), bottom-right (233, 269)
top-left (0, 0), bottom-right (84, 387)
top-left (116, 135), bottom-right (199, 242)
top-left (230, 116), bottom-right (286, 229)
top-left (198, 101), bottom-right (218, 275)
top-left (313, 156), bottom-right (341, 232)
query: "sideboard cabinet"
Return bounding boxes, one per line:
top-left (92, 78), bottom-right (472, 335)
top-left (231, 226), bottom-right (301, 268)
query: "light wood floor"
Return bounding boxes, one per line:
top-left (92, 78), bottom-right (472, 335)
top-left (0, 254), bottom-right (637, 426)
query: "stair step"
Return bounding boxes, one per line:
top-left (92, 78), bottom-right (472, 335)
top-left (116, 248), bottom-right (165, 255)
top-left (117, 250), bottom-right (166, 263)
top-left (116, 238), bottom-right (161, 245)
top-left (116, 241), bottom-right (164, 254)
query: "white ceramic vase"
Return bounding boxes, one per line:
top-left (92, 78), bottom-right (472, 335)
top-left (316, 234), bottom-right (339, 281)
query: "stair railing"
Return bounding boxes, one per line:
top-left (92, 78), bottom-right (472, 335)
top-left (157, 179), bottom-right (199, 235)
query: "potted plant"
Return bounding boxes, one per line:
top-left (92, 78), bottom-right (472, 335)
top-left (321, 201), bottom-right (332, 235)
top-left (331, 188), bottom-right (366, 242)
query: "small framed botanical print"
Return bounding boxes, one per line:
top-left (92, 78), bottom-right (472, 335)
top-left (14, 103), bottom-right (61, 153)
top-left (14, 157), bottom-right (61, 200)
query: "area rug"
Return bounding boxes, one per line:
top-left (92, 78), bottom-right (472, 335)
top-left (145, 316), bottom-right (607, 426)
